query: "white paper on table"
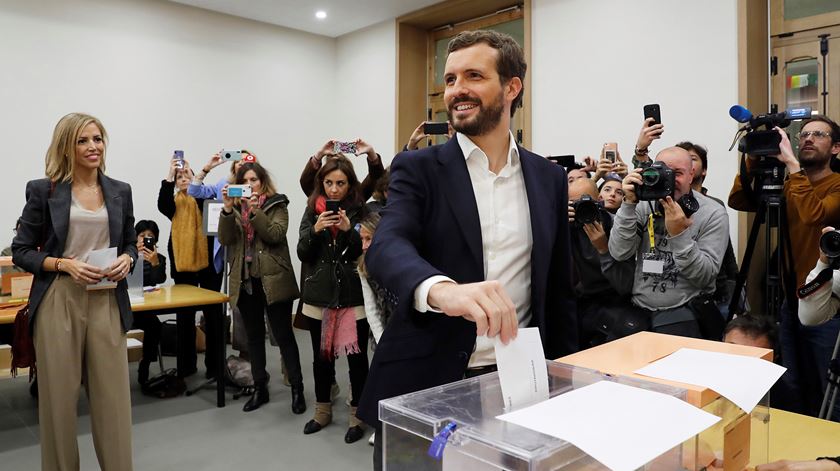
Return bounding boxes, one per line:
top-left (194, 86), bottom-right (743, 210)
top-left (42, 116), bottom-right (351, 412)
top-left (497, 381), bottom-right (720, 471)
top-left (494, 327), bottom-right (549, 410)
top-left (634, 348), bottom-right (786, 413)
top-left (85, 247), bottom-right (118, 291)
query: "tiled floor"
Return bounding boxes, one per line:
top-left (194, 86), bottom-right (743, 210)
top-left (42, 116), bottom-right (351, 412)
top-left (0, 329), bottom-right (374, 470)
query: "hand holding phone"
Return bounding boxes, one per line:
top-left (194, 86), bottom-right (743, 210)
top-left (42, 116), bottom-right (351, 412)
top-left (424, 122), bottom-right (449, 135)
top-left (643, 104), bottom-right (661, 126)
top-left (603, 142), bottom-right (618, 163)
top-left (227, 184), bottom-right (252, 198)
top-left (221, 150), bottom-right (243, 161)
top-left (173, 150), bottom-right (185, 169)
top-left (143, 236), bottom-right (155, 251)
top-left (325, 199), bottom-right (340, 213)
top-left (334, 141), bottom-right (357, 154)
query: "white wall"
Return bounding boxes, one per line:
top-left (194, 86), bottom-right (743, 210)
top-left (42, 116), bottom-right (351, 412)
top-left (531, 0), bottom-right (740, 252)
top-left (0, 0), bottom-right (742, 267)
top-left (334, 20), bottom-right (398, 170)
top-left (0, 0), bottom-right (337, 276)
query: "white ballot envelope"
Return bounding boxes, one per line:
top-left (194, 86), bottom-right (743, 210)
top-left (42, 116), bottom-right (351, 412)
top-left (85, 247), bottom-right (118, 291)
top-left (494, 327), bottom-right (549, 410)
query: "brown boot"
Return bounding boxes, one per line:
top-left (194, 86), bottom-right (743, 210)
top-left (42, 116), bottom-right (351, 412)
top-left (303, 402), bottom-right (332, 434)
top-left (345, 406), bottom-right (365, 443)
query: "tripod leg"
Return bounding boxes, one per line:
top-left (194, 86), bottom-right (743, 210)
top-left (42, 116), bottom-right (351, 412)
top-left (729, 208), bottom-right (766, 319)
top-left (819, 330), bottom-right (840, 420)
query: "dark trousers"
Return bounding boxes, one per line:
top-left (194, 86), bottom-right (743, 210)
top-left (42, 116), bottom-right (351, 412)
top-left (172, 266), bottom-right (224, 376)
top-left (237, 278), bottom-right (303, 386)
top-left (132, 315), bottom-right (162, 363)
top-left (780, 300), bottom-right (840, 416)
top-left (308, 317), bottom-right (369, 405)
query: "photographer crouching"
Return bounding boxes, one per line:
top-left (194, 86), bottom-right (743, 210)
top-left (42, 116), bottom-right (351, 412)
top-left (730, 115), bottom-right (840, 416)
top-left (567, 178), bottom-right (635, 348)
top-left (609, 147), bottom-right (729, 338)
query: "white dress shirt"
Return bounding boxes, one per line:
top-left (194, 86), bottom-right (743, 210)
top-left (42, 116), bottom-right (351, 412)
top-left (413, 131), bottom-right (533, 367)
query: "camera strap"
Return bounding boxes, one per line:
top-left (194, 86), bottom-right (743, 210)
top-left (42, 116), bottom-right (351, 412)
top-left (647, 214), bottom-right (656, 253)
top-left (797, 268), bottom-right (834, 299)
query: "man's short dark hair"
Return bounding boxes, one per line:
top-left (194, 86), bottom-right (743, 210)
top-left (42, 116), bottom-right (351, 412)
top-left (447, 30), bottom-right (527, 117)
top-left (724, 315), bottom-right (777, 349)
top-left (676, 141), bottom-right (708, 171)
top-left (135, 220), bottom-right (160, 242)
top-left (806, 115), bottom-right (840, 146)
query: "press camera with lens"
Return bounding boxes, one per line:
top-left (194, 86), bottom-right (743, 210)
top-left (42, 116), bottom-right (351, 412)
top-left (635, 162), bottom-right (675, 201)
top-left (820, 230), bottom-right (840, 269)
top-left (571, 195), bottom-right (601, 227)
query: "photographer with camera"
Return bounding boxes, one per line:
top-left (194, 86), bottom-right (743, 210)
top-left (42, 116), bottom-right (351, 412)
top-left (609, 147), bottom-right (729, 338)
top-left (730, 115), bottom-right (840, 415)
top-left (300, 139), bottom-right (384, 201)
top-left (568, 178), bottom-right (635, 348)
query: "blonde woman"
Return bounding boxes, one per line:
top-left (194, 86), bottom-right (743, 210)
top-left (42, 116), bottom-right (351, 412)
top-left (12, 113), bottom-right (136, 470)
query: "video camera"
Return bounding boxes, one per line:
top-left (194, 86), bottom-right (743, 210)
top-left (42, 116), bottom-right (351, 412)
top-left (729, 105), bottom-right (811, 157)
top-left (636, 162), bottom-right (675, 201)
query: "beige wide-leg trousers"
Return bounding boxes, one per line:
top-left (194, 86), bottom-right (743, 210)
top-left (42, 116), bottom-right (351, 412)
top-left (33, 275), bottom-right (133, 471)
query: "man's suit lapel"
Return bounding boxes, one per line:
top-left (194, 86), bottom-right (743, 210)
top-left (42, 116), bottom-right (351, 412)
top-left (519, 148), bottom-right (552, 281)
top-left (437, 138), bottom-right (484, 271)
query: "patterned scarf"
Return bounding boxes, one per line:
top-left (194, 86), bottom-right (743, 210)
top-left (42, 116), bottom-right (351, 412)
top-left (172, 191), bottom-right (209, 272)
top-left (320, 307), bottom-right (360, 359)
top-left (241, 193), bottom-right (268, 263)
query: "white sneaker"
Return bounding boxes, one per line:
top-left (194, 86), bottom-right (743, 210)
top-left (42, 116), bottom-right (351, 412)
top-left (368, 431), bottom-right (376, 446)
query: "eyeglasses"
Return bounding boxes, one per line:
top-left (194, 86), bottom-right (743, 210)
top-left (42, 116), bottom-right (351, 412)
top-left (797, 130), bottom-right (832, 140)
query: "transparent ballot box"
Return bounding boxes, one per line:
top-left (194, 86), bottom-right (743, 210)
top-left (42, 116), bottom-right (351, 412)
top-left (557, 332), bottom-right (772, 470)
top-left (379, 361), bottom-right (691, 470)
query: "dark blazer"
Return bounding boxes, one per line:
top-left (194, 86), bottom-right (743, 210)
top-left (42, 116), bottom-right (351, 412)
top-left (12, 175), bottom-right (138, 332)
top-left (357, 137), bottom-right (577, 427)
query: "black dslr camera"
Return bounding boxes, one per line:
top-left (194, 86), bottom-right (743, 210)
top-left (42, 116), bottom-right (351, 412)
top-left (635, 162), bottom-right (675, 201)
top-left (820, 230), bottom-right (840, 269)
top-left (571, 195), bottom-right (601, 227)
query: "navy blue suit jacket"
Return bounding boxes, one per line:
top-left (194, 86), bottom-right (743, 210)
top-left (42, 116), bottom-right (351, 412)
top-left (357, 137), bottom-right (577, 426)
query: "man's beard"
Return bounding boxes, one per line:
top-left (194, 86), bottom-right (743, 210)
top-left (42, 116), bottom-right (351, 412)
top-left (797, 147), bottom-right (832, 169)
top-left (446, 91), bottom-right (505, 137)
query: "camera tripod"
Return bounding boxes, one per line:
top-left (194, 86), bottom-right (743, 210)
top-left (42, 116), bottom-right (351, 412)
top-left (728, 173), bottom-right (795, 323)
top-left (819, 330), bottom-right (840, 420)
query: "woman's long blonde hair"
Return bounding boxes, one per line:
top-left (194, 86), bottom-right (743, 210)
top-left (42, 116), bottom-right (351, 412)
top-left (357, 212), bottom-right (382, 278)
top-left (45, 113), bottom-right (108, 182)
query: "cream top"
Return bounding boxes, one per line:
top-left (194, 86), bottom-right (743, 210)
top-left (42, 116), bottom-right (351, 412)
top-left (302, 303), bottom-right (365, 321)
top-left (63, 195), bottom-right (110, 261)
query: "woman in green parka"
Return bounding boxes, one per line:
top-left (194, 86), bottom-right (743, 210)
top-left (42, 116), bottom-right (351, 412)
top-left (219, 162), bottom-right (306, 415)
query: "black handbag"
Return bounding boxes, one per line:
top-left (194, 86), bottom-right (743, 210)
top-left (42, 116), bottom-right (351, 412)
top-left (687, 293), bottom-right (726, 341)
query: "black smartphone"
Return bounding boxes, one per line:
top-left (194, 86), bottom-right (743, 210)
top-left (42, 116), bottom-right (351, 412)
top-left (424, 122), bottom-right (449, 135)
top-left (143, 236), bottom-right (155, 251)
top-left (325, 200), bottom-right (340, 214)
top-left (643, 104), bottom-right (661, 126)
top-left (547, 155), bottom-right (576, 167)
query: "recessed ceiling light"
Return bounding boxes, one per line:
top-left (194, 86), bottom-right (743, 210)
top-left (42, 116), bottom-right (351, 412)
top-left (315, 10), bottom-right (327, 19)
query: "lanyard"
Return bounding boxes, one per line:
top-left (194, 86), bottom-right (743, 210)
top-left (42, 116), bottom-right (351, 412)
top-left (647, 214), bottom-right (656, 252)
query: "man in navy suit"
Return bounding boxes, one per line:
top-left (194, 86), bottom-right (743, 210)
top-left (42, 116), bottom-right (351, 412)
top-left (358, 30), bottom-right (577, 467)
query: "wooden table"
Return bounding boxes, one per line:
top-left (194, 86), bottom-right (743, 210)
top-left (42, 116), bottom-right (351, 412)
top-left (1, 284), bottom-right (229, 407)
top-left (132, 285), bottom-right (229, 407)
